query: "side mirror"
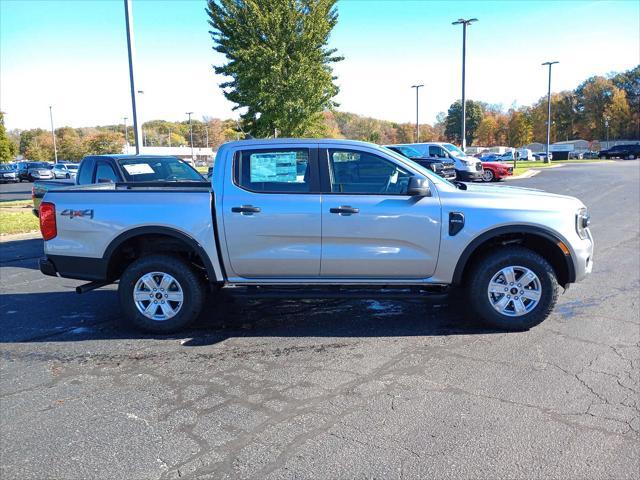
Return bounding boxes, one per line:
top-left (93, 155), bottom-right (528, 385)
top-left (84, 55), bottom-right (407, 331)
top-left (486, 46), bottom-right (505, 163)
top-left (407, 177), bottom-right (431, 197)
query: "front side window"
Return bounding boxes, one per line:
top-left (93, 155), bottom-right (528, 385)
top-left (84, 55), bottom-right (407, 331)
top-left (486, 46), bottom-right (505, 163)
top-left (429, 146), bottom-right (444, 157)
top-left (236, 149), bottom-right (311, 193)
top-left (328, 149), bottom-right (411, 195)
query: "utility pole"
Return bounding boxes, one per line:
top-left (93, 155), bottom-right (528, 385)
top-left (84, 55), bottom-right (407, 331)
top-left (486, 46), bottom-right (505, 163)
top-left (124, 0), bottom-right (143, 154)
top-left (411, 84), bottom-right (424, 143)
top-left (49, 105), bottom-right (58, 163)
top-left (186, 112), bottom-right (194, 160)
top-left (542, 61), bottom-right (559, 164)
top-left (205, 124), bottom-right (209, 148)
top-left (452, 18), bottom-right (477, 152)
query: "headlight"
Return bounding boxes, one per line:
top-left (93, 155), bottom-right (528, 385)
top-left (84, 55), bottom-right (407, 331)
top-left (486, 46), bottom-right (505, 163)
top-left (576, 207), bottom-right (591, 240)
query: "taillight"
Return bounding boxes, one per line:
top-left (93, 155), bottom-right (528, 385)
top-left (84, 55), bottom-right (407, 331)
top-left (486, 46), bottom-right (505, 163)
top-left (40, 202), bottom-right (57, 241)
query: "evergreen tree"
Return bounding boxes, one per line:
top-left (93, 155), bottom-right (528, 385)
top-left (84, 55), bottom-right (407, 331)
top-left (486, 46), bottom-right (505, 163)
top-left (206, 0), bottom-right (343, 137)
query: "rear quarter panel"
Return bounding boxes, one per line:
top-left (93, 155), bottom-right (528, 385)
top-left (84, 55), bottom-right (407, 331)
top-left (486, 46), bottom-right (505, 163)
top-left (43, 189), bottom-right (223, 280)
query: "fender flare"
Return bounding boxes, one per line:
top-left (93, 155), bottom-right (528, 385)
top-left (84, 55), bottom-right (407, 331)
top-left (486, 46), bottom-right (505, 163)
top-left (103, 226), bottom-right (217, 281)
top-left (451, 225), bottom-right (576, 285)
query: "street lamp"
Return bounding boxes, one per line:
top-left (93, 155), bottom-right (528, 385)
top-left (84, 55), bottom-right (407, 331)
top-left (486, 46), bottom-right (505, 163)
top-left (124, 0), bottom-right (143, 154)
top-left (452, 17), bottom-right (477, 152)
top-left (542, 61), bottom-right (559, 164)
top-left (186, 112), bottom-right (194, 160)
top-left (48, 105), bottom-right (58, 163)
top-left (411, 84), bottom-right (424, 143)
top-left (123, 116), bottom-right (129, 151)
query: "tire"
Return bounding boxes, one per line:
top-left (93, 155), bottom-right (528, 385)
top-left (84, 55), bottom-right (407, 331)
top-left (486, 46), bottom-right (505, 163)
top-left (481, 168), bottom-right (494, 182)
top-left (466, 246), bottom-right (558, 331)
top-left (118, 254), bottom-right (205, 333)
top-left (65, 173), bottom-right (70, 179)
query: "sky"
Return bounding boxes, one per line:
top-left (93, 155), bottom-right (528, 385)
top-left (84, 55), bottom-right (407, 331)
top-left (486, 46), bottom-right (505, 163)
top-left (1, 0), bottom-right (638, 131)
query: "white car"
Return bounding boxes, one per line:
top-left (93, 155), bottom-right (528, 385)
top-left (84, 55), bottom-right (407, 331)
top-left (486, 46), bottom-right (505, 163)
top-left (393, 142), bottom-right (483, 181)
top-left (52, 163), bottom-right (79, 179)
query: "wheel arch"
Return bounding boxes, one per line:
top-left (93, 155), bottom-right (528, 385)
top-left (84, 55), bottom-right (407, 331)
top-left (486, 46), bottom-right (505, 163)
top-left (452, 225), bottom-right (576, 288)
top-left (103, 226), bottom-right (217, 283)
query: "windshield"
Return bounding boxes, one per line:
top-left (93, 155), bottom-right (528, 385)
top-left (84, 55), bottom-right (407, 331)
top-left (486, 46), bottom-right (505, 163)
top-left (0, 165), bottom-right (13, 171)
top-left (117, 157), bottom-right (204, 182)
top-left (394, 145), bottom-right (423, 157)
top-left (442, 143), bottom-right (465, 157)
top-left (28, 162), bottom-right (50, 169)
top-left (66, 164), bottom-right (79, 170)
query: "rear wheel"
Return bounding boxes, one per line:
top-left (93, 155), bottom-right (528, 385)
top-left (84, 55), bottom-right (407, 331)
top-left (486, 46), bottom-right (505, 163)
top-left (466, 246), bottom-right (558, 330)
top-left (481, 169), bottom-right (495, 182)
top-left (118, 254), bottom-right (205, 333)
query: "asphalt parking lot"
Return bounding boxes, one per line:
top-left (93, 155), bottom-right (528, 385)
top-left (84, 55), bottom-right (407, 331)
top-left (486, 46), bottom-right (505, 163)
top-left (0, 181), bottom-right (32, 202)
top-left (1, 161), bottom-right (638, 479)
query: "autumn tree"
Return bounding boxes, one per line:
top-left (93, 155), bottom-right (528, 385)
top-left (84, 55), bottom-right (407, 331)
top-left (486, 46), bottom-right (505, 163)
top-left (85, 132), bottom-right (125, 155)
top-left (0, 112), bottom-right (17, 162)
top-left (475, 115), bottom-right (499, 146)
top-left (207, 0), bottom-right (343, 137)
top-left (507, 109), bottom-right (533, 147)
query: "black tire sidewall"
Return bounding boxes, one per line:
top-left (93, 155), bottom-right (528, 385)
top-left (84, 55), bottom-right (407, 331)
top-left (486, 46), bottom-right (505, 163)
top-left (468, 247), bottom-right (558, 331)
top-left (118, 254), bottom-right (205, 333)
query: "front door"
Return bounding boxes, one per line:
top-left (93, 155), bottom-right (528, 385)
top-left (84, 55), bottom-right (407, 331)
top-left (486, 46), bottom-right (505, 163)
top-left (320, 148), bottom-right (441, 279)
top-left (221, 146), bottom-right (322, 279)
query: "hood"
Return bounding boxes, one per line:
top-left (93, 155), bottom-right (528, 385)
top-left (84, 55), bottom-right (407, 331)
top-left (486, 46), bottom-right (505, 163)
top-left (482, 161), bottom-right (511, 168)
top-left (462, 182), bottom-right (584, 206)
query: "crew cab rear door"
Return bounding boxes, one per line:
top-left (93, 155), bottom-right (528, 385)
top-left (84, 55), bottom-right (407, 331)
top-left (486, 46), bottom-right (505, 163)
top-left (221, 145), bottom-right (322, 279)
top-left (319, 146), bottom-right (441, 279)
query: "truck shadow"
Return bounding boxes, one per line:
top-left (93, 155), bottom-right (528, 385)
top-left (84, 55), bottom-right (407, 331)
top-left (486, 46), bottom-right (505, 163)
top-left (0, 289), bottom-right (505, 345)
top-left (0, 238), bottom-right (43, 271)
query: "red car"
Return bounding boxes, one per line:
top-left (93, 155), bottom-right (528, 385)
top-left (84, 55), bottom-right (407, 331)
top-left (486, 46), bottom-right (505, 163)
top-left (481, 161), bottom-right (513, 182)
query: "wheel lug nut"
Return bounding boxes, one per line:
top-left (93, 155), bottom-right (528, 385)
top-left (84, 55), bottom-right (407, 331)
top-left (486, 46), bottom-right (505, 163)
top-left (515, 296), bottom-right (519, 300)
top-left (161, 300), bottom-right (165, 304)
top-left (153, 288), bottom-right (157, 291)
top-left (520, 290), bottom-right (524, 295)
top-left (165, 294), bottom-right (168, 297)
top-left (517, 284), bottom-right (521, 287)
top-left (504, 288), bottom-right (508, 292)
top-left (507, 295), bottom-right (511, 298)
top-left (154, 300), bottom-right (158, 304)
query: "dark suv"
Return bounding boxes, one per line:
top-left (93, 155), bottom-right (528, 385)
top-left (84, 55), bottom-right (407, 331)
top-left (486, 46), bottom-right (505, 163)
top-left (598, 144), bottom-right (640, 159)
top-left (16, 161), bottom-right (54, 182)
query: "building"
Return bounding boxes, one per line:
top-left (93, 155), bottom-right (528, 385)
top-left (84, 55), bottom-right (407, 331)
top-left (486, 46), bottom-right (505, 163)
top-left (122, 146), bottom-right (215, 164)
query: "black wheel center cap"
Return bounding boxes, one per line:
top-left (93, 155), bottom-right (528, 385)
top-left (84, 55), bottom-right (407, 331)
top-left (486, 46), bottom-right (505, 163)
top-left (155, 293), bottom-right (163, 300)
top-left (510, 287), bottom-right (518, 295)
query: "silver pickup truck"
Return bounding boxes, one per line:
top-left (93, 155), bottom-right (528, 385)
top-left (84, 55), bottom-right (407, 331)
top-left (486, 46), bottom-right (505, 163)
top-left (38, 139), bottom-right (593, 333)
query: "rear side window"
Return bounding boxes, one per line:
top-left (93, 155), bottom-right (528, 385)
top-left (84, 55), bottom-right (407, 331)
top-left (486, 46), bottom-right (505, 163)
top-left (235, 149), bottom-right (312, 193)
top-left (77, 160), bottom-right (94, 185)
top-left (94, 162), bottom-right (119, 183)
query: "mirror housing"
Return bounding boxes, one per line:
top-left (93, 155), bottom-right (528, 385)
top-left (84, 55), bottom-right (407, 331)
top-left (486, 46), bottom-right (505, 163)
top-left (407, 177), bottom-right (431, 197)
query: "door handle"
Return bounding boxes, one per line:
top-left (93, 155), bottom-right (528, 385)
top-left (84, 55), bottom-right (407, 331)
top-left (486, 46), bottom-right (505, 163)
top-left (232, 205), bottom-right (261, 214)
top-left (330, 206), bottom-right (359, 215)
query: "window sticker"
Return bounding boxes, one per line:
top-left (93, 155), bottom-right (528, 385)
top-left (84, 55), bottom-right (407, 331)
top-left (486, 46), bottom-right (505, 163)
top-left (250, 152), bottom-right (298, 183)
top-left (123, 163), bottom-right (155, 175)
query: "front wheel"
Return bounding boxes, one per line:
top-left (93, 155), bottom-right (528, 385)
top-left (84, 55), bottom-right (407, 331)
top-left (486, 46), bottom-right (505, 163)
top-left (481, 168), bottom-right (495, 182)
top-left (466, 246), bottom-right (558, 330)
top-left (118, 254), bottom-right (206, 333)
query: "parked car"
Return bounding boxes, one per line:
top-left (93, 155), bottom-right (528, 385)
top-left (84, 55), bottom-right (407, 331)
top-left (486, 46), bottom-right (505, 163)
top-left (479, 153), bottom-right (501, 162)
top-left (51, 163), bottom-right (79, 179)
top-left (38, 138), bottom-right (593, 334)
top-left (532, 152), bottom-right (553, 161)
top-left (383, 145), bottom-right (457, 180)
top-left (391, 142), bottom-right (483, 181)
top-left (582, 151), bottom-right (600, 159)
top-left (16, 161), bottom-right (54, 182)
top-left (598, 144), bottom-right (640, 159)
top-left (32, 155), bottom-right (204, 215)
top-left (0, 163), bottom-right (19, 183)
top-left (481, 161), bottom-right (514, 182)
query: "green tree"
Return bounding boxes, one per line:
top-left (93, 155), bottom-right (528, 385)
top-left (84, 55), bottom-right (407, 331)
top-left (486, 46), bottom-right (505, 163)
top-left (0, 112), bottom-right (17, 162)
top-left (444, 100), bottom-right (483, 146)
top-left (84, 132), bottom-right (125, 155)
top-left (57, 127), bottom-right (86, 161)
top-left (206, 0), bottom-right (343, 137)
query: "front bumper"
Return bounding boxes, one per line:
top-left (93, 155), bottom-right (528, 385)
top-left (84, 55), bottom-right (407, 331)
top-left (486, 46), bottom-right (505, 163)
top-left (457, 170), bottom-right (483, 181)
top-left (571, 230), bottom-right (594, 283)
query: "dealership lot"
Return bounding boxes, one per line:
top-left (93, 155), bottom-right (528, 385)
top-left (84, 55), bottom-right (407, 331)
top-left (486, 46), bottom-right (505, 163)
top-left (1, 161), bottom-right (638, 479)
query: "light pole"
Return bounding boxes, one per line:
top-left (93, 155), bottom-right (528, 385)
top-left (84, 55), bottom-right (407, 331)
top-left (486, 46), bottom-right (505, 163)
top-left (604, 116), bottom-right (610, 146)
top-left (186, 112), bottom-right (194, 160)
top-left (124, 0), bottom-right (143, 154)
top-left (542, 61), bottom-right (559, 164)
top-left (411, 84), bottom-right (424, 143)
top-left (123, 116), bottom-right (129, 151)
top-left (48, 105), bottom-right (58, 163)
top-left (452, 17), bottom-right (477, 152)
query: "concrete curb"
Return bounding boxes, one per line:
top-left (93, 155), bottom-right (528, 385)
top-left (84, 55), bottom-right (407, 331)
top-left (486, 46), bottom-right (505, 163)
top-left (506, 169), bottom-right (541, 180)
top-left (0, 231), bottom-right (41, 242)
